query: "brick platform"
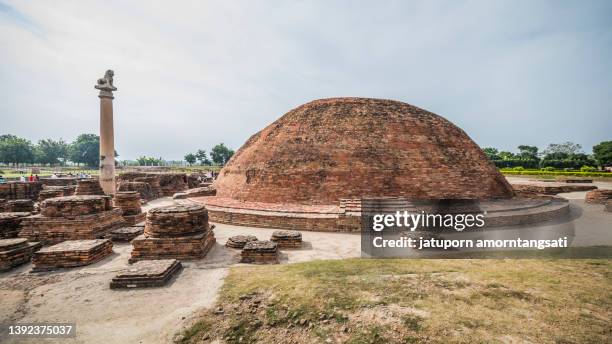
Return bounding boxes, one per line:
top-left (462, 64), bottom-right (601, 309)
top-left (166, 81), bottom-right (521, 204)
top-left (512, 183), bottom-right (597, 196)
top-left (38, 189), bottom-right (65, 202)
top-left (0, 181), bottom-right (43, 200)
top-left (240, 240), bottom-right (279, 264)
top-left (114, 191), bottom-right (145, 225)
top-left (130, 231), bottom-right (215, 262)
top-left (110, 259), bottom-right (182, 289)
top-left (226, 235), bottom-right (258, 249)
top-left (0, 238), bottom-right (42, 272)
top-left (144, 204), bottom-right (210, 238)
top-left (1, 199), bottom-right (35, 213)
top-left (41, 195), bottom-right (113, 218)
top-left (75, 179), bottom-right (105, 196)
top-left (130, 204), bottom-right (215, 262)
top-left (585, 189), bottom-right (612, 204)
top-left (173, 186), bottom-right (216, 199)
top-left (117, 182), bottom-right (155, 201)
top-left (0, 212), bottom-right (31, 239)
top-left (270, 230), bottom-right (302, 249)
top-left (109, 226), bottom-right (144, 242)
top-left (158, 173), bottom-right (188, 196)
top-left (32, 239), bottom-right (113, 272)
top-left (133, 176), bottom-right (163, 199)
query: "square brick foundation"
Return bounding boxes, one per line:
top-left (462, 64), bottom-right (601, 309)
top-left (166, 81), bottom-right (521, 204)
top-left (110, 259), bottom-right (182, 289)
top-left (0, 238), bottom-right (42, 272)
top-left (129, 231), bottom-right (215, 263)
top-left (32, 239), bottom-right (113, 272)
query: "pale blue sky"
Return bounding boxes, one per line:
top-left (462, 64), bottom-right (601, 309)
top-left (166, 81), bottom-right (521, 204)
top-left (1, 0), bottom-right (611, 160)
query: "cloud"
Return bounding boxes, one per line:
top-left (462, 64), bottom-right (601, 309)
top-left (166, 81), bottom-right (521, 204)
top-left (1, 0), bottom-right (611, 159)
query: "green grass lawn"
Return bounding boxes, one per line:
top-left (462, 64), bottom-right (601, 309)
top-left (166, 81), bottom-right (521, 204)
top-left (177, 258), bottom-right (611, 344)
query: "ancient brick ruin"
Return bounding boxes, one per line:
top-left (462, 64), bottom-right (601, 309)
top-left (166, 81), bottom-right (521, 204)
top-left (110, 259), bottom-right (182, 289)
top-left (129, 204), bottom-right (215, 262)
top-left (0, 238), bottom-right (42, 272)
top-left (19, 195), bottom-right (124, 244)
top-left (0, 212), bottom-right (31, 239)
top-left (75, 179), bottom-right (105, 196)
top-left (0, 181), bottom-right (43, 200)
top-left (117, 181), bottom-right (154, 201)
top-left (270, 230), bottom-right (302, 249)
top-left (113, 191), bottom-right (145, 225)
top-left (38, 189), bottom-right (65, 202)
top-left (32, 239), bottom-right (113, 272)
top-left (226, 235), bottom-right (258, 249)
top-left (585, 189), bottom-right (612, 204)
top-left (605, 200), bottom-right (612, 213)
top-left (240, 240), bottom-right (279, 264)
top-left (109, 226), bottom-right (144, 242)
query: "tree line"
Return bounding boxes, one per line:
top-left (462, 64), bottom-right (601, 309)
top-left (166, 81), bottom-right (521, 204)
top-left (184, 143), bottom-right (235, 166)
top-left (0, 134), bottom-right (105, 167)
top-left (483, 141), bottom-right (612, 170)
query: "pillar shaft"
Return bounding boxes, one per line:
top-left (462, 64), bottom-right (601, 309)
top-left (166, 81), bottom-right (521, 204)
top-left (99, 96), bottom-right (115, 195)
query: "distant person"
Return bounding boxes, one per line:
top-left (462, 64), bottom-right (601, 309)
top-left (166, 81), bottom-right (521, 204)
top-left (51, 173), bottom-right (58, 179)
top-left (0, 175), bottom-right (5, 184)
top-left (19, 175), bottom-right (26, 182)
top-left (28, 174), bottom-right (34, 182)
top-left (35, 174), bottom-right (40, 181)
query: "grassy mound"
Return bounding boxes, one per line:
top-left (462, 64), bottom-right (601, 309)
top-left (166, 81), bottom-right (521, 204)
top-left (177, 259), bottom-right (611, 344)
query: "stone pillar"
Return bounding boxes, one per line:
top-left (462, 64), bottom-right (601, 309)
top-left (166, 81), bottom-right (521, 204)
top-left (95, 70), bottom-right (118, 195)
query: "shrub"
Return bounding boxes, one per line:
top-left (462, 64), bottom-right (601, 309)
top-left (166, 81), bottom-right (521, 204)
top-left (541, 167), bottom-right (555, 172)
top-left (580, 166), bottom-right (597, 172)
top-left (512, 166), bottom-right (524, 171)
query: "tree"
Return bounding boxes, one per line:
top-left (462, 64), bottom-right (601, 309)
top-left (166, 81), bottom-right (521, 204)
top-left (184, 153), bottom-right (196, 165)
top-left (517, 145), bottom-right (539, 160)
top-left (35, 138), bottom-right (69, 166)
top-left (543, 141), bottom-right (582, 156)
top-left (0, 134), bottom-right (35, 165)
top-left (498, 151), bottom-right (515, 160)
top-left (210, 143), bottom-right (235, 165)
top-left (69, 134), bottom-right (100, 167)
top-left (482, 147), bottom-right (499, 160)
top-left (593, 141), bottom-right (612, 167)
top-left (136, 156), bottom-right (163, 166)
top-left (195, 149), bottom-right (211, 165)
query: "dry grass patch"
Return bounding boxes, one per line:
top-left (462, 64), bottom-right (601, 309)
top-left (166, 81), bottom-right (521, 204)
top-left (176, 259), bottom-right (611, 344)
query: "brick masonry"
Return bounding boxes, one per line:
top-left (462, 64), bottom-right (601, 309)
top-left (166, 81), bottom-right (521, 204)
top-left (214, 98), bottom-right (515, 205)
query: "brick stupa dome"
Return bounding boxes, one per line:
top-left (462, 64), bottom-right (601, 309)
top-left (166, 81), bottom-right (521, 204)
top-left (214, 97), bottom-right (514, 205)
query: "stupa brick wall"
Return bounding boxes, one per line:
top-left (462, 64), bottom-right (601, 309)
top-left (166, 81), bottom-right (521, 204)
top-left (0, 182), bottom-right (43, 200)
top-left (214, 98), bottom-right (514, 205)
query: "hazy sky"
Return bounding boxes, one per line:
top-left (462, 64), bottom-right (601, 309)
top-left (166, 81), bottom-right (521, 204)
top-left (1, 0), bottom-right (610, 160)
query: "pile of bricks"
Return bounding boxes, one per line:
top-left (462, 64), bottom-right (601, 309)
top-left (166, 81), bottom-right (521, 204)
top-left (133, 176), bottom-right (163, 199)
top-left (130, 204), bottom-right (215, 262)
top-left (585, 189), bottom-right (612, 204)
top-left (75, 179), bottom-right (105, 196)
top-left (32, 239), bottom-right (113, 272)
top-left (118, 182), bottom-right (154, 201)
top-left (109, 226), bottom-right (144, 242)
top-left (113, 191), bottom-right (145, 225)
top-left (240, 240), bottom-right (279, 264)
top-left (110, 259), bottom-right (182, 289)
top-left (226, 235), bottom-right (258, 249)
top-left (19, 195), bottom-right (124, 244)
top-left (38, 189), bottom-right (64, 202)
top-left (270, 230), bottom-right (302, 249)
top-left (0, 238), bottom-right (42, 272)
top-left (0, 212), bottom-right (31, 238)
